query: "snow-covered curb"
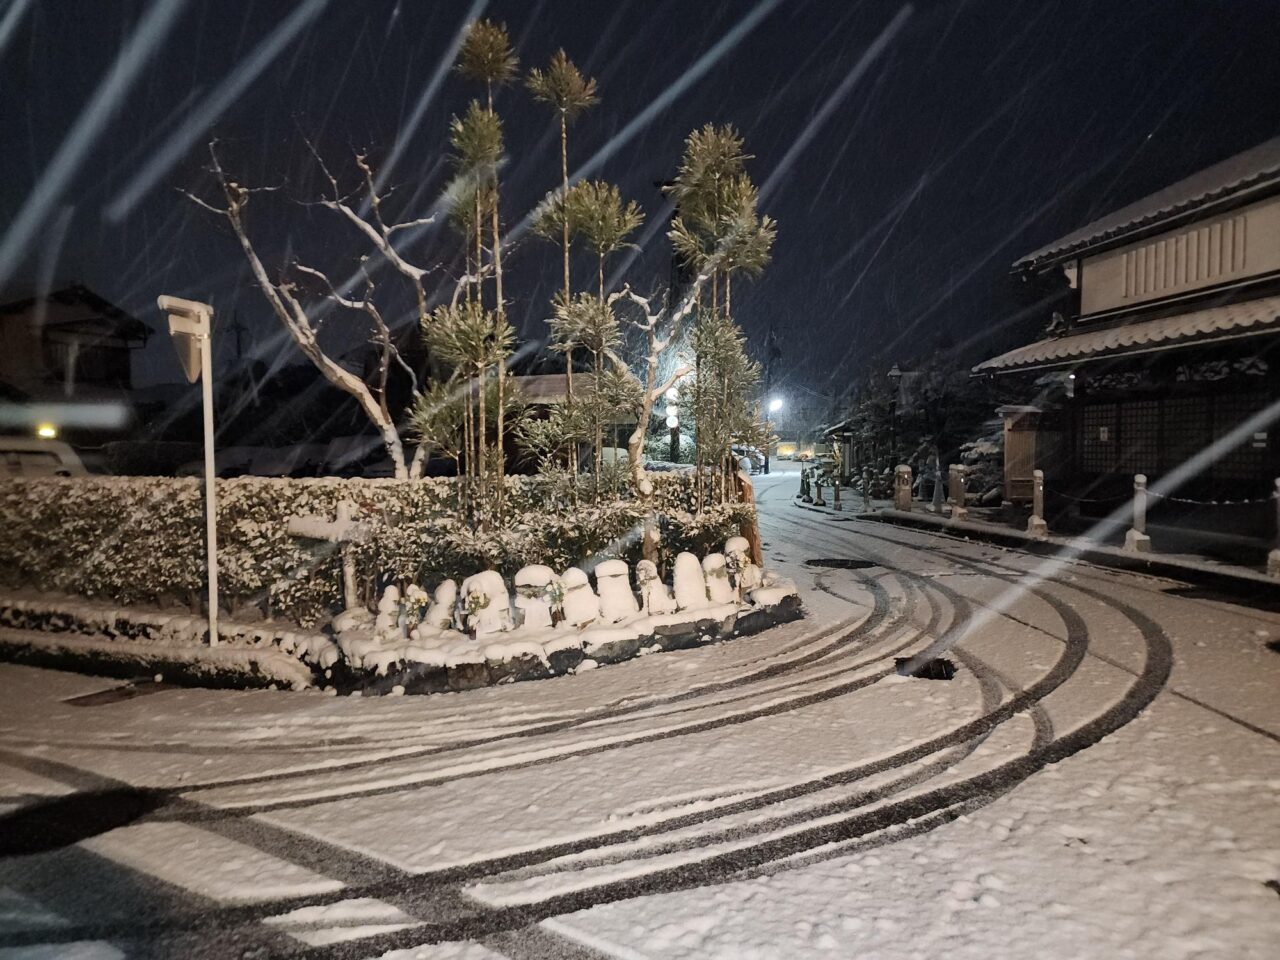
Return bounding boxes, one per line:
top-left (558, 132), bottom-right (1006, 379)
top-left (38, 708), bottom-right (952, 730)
top-left (0, 588), bottom-right (803, 697)
top-left (0, 593), bottom-right (338, 690)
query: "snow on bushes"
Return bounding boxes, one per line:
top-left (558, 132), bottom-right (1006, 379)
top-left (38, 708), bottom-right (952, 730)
top-left (0, 473), bottom-right (750, 627)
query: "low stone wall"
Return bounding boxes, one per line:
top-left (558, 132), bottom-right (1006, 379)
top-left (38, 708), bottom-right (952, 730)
top-left (0, 593), bottom-right (803, 696)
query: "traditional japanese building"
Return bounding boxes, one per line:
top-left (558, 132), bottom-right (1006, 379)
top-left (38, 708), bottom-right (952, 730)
top-left (975, 136), bottom-right (1280, 543)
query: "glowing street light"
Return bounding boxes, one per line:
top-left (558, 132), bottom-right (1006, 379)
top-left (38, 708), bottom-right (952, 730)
top-left (768, 397), bottom-right (783, 413)
top-left (35, 423), bottom-right (58, 439)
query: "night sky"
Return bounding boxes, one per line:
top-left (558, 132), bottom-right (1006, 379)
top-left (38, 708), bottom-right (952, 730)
top-left (4, 0), bottom-right (1280, 416)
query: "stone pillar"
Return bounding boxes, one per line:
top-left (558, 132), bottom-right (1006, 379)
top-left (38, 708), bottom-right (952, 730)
top-left (893, 464), bottom-right (912, 512)
top-left (832, 473), bottom-right (842, 511)
top-left (1124, 473), bottom-right (1152, 553)
top-left (950, 465), bottom-right (968, 521)
top-left (813, 472), bottom-right (826, 507)
top-left (862, 467), bottom-right (873, 513)
top-left (1027, 468), bottom-right (1049, 539)
top-left (1268, 479), bottom-right (1280, 578)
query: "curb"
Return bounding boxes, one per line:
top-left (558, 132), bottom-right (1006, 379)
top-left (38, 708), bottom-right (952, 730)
top-left (793, 498), bottom-right (1280, 601)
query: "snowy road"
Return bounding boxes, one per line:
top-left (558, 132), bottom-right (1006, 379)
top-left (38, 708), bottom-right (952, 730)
top-left (2, 469), bottom-right (1279, 959)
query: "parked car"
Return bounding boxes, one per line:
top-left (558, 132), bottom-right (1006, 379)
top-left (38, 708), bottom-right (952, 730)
top-left (0, 438), bottom-right (87, 477)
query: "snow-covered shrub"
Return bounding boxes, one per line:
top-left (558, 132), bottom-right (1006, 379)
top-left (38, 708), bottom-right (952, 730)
top-left (0, 472), bottom-right (745, 627)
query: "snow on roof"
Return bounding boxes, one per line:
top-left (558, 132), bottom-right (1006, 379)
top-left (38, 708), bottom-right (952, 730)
top-left (1014, 136), bottom-right (1280, 269)
top-left (973, 295), bottom-right (1280, 374)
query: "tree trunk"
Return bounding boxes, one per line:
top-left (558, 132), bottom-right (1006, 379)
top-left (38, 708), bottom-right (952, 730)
top-left (560, 112), bottom-right (574, 413)
top-left (477, 364), bottom-right (488, 508)
top-left (492, 177), bottom-right (506, 495)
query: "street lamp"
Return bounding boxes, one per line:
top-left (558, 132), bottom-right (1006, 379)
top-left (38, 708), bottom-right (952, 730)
top-left (763, 396), bottom-right (783, 474)
top-left (888, 363), bottom-right (904, 468)
top-left (665, 386), bottom-right (680, 462)
top-left (158, 295), bottom-right (220, 646)
top-left (768, 397), bottom-right (783, 413)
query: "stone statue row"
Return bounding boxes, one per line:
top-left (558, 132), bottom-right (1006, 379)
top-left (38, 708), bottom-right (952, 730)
top-left (374, 537), bottom-right (766, 640)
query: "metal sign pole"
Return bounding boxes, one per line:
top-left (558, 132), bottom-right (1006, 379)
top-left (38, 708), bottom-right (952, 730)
top-left (200, 327), bottom-right (219, 646)
top-left (159, 296), bottom-right (219, 646)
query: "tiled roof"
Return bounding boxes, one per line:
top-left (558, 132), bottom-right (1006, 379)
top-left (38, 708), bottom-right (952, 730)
top-left (1014, 136), bottom-right (1280, 268)
top-left (973, 296), bottom-right (1280, 374)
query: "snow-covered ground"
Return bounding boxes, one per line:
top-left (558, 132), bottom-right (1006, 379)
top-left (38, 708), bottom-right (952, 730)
top-left (1, 468), bottom-right (1278, 958)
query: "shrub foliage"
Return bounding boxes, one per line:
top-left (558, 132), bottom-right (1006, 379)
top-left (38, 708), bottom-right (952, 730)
top-left (0, 474), bottom-right (749, 626)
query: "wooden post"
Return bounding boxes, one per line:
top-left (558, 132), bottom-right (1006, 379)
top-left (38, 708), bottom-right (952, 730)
top-left (286, 500), bottom-right (370, 612)
top-left (1124, 474), bottom-right (1152, 553)
top-left (735, 469), bottom-right (764, 566)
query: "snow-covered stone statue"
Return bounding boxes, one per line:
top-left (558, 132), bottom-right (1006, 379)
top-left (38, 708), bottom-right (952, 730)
top-left (560, 566), bottom-right (599, 628)
top-left (702, 553), bottom-right (735, 605)
top-left (374, 584), bottom-right (402, 640)
top-left (401, 583), bottom-right (429, 631)
top-left (460, 570), bottom-right (513, 638)
top-left (419, 578), bottom-right (457, 635)
top-left (514, 564), bottom-right (556, 630)
top-left (725, 536), bottom-right (763, 598)
top-left (636, 559), bottom-right (676, 615)
top-left (594, 559), bottom-right (638, 623)
top-left (672, 551), bottom-right (710, 612)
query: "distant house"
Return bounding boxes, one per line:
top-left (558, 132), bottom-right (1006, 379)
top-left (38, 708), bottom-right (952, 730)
top-left (0, 285), bottom-right (150, 442)
top-left (975, 136), bottom-right (1280, 541)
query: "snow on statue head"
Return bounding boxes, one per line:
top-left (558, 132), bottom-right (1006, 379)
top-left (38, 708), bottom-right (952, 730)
top-left (636, 559), bottom-right (675, 615)
top-left (460, 570), bottom-right (512, 638)
top-left (593, 559), bottom-right (638, 623)
top-left (514, 564), bottom-right (556, 630)
top-left (423, 579), bottom-right (457, 632)
top-left (672, 551), bottom-right (710, 612)
top-left (724, 536), bottom-right (763, 596)
top-left (559, 566), bottom-right (599, 628)
top-left (701, 553), bottom-right (735, 605)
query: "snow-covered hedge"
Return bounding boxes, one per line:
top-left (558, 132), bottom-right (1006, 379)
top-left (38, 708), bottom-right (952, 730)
top-left (0, 474), bottom-right (749, 626)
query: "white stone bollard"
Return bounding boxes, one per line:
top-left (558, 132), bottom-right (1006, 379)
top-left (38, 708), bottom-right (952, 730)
top-left (1124, 474), bottom-right (1152, 553)
top-left (950, 465), bottom-right (968, 521)
top-left (862, 467), bottom-right (873, 513)
top-left (1027, 469), bottom-right (1049, 539)
top-left (894, 464), bottom-right (913, 512)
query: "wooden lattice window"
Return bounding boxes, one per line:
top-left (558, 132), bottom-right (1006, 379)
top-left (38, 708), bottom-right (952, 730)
top-left (1118, 400), bottom-right (1159, 475)
top-left (1081, 404), bottom-right (1117, 473)
top-left (1160, 396), bottom-right (1211, 475)
top-left (1211, 392), bottom-right (1270, 481)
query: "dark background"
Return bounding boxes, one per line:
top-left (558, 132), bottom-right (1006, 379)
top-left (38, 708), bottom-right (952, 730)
top-left (3, 0), bottom-right (1279, 420)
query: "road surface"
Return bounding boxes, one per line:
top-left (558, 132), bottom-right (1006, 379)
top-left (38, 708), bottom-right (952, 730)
top-left (1, 467), bottom-right (1278, 958)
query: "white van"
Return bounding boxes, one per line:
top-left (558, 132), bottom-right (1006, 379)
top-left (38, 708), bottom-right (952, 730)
top-left (0, 438), bottom-right (87, 477)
